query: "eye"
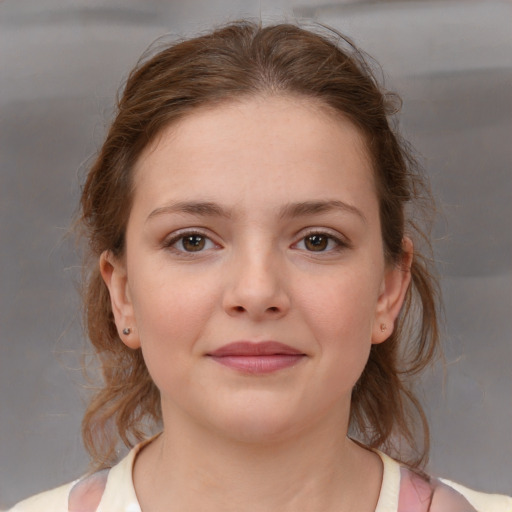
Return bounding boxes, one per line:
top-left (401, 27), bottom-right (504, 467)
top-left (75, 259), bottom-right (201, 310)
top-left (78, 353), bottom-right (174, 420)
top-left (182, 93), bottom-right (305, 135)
top-left (294, 232), bottom-right (346, 253)
top-left (304, 234), bottom-right (331, 252)
top-left (165, 232), bottom-right (217, 253)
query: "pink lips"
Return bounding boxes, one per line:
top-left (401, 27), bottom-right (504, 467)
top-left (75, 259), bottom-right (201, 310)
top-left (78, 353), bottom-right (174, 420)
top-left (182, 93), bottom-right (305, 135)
top-left (208, 341), bottom-right (305, 374)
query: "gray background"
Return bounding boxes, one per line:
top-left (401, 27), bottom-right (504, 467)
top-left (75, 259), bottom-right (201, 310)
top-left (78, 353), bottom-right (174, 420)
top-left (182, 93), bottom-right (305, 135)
top-left (1, 0), bottom-right (511, 508)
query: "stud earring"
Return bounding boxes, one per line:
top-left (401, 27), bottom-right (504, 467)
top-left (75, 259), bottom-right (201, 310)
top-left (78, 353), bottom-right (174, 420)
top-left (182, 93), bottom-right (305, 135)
top-left (122, 327), bottom-right (131, 335)
top-left (380, 324), bottom-right (387, 333)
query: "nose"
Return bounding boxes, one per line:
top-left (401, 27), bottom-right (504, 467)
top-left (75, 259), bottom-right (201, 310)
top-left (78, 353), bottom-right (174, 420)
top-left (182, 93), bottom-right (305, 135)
top-left (222, 246), bottom-right (290, 321)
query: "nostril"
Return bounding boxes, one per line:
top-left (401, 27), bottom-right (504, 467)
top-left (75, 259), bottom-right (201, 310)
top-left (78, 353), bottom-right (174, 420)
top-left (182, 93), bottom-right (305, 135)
top-left (234, 306), bottom-right (245, 312)
top-left (267, 306), bottom-right (279, 312)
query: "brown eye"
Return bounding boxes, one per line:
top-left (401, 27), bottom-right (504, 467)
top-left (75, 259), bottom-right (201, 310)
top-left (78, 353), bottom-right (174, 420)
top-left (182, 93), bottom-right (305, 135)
top-left (181, 235), bottom-right (206, 252)
top-left (304, 234), bottom-right (329, 251)
top-left (166, 231), bottom-right (217, 254)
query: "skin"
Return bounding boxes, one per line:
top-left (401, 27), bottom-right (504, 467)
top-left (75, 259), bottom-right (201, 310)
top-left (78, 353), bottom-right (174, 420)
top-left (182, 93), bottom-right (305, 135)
top-left (101, 95), bottom-right (412, 512)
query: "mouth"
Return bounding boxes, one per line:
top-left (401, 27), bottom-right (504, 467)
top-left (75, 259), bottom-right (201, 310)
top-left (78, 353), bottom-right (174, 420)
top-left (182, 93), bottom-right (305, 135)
top-left (207, 341), bottom-right (306, 374)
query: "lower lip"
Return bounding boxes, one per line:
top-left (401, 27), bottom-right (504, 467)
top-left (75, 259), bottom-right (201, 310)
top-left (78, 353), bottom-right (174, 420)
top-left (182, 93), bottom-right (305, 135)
top-left (209, 354), bottom-right (305, 374)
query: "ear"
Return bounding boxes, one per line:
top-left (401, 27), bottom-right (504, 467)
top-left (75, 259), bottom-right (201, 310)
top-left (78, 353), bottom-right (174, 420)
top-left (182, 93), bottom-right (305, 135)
top-left (99, 250), bottom-right (141, 349)
top-left (371, 237), bottom-right (413, 344)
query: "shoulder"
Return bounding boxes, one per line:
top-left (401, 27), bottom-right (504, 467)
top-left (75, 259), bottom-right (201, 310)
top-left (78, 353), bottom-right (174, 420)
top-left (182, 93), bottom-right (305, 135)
top-left (9, 468), bottom-right (112, 512)
top-left (399, 464), bottom-right (512, 512)
top-left (376, 450), bottom-right (512, 512)
top-left (8, 482), bottom-right (73, 512)
top-left (8, 439), bottom-right (146, 512)
top-left (438, 478), bottom-right (512, 512)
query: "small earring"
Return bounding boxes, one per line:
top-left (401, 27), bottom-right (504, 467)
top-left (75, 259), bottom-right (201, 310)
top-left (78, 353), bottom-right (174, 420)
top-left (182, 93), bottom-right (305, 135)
top-left (122, 327), bottom-right (131, 335)
top-left (380, 324), bottom-right (387, 333)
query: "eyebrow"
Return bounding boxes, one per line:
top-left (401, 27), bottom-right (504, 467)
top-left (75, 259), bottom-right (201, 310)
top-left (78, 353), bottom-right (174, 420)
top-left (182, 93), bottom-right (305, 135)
top-left (147, 201), bottom-right (231, 222)
top-left (278, 200), bottom-right (367, 223)
top-left (147, 199), bottom-right (366, 223)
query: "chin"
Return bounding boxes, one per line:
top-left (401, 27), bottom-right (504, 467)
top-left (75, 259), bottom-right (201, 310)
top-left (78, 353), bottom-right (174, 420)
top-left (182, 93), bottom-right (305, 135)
top-left (218, 417), bottom-right (301, 446)
top-left (204, 397), bottom-right (313, 446)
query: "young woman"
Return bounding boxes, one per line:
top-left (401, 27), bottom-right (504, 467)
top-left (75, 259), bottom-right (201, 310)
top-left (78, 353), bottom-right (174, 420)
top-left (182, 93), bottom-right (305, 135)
top-left (10, 21), bottom-right (512, 512)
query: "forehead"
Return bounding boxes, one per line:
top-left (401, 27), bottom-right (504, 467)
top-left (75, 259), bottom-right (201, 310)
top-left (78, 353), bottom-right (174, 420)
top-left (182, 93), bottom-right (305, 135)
top-left (132, 95), bottom-right (377, 214)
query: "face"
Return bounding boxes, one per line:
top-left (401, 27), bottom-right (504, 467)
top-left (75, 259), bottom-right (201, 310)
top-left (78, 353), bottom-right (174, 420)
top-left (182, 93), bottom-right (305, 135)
top-left (102, 96), bottom-right (411, 443)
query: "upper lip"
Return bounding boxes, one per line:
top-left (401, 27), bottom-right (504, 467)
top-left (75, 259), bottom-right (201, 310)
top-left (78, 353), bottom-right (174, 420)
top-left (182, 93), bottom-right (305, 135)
top-left (208, 341), bottom-right (304, 357)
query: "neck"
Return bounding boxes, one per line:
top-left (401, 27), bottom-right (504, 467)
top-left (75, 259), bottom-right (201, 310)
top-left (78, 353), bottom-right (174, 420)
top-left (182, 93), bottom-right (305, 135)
top-left (133, 407), bottom-right (383, 512)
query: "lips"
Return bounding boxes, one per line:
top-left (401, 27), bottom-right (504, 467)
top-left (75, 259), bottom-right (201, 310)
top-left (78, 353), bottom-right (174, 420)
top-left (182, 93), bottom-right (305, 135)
top-left (207, 341), bottom-right (305, 374)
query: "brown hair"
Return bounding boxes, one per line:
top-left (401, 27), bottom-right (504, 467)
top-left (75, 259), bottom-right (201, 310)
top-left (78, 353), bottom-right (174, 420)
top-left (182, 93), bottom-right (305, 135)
top-left (80, 21), bottom-right (440, 469)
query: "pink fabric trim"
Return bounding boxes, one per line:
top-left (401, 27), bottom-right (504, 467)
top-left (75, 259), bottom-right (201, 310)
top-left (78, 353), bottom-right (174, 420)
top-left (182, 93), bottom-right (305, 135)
top-left (68, 469), bottom-right (109, 512)
top-left (397, 467), bottom-right (478, 512)
top-left (398, 467), bottom-right (434, 511)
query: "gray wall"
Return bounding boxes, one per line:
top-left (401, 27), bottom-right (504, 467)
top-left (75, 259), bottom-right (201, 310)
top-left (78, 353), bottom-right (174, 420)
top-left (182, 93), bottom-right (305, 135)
top-left (1, 0), bottom-right (511, 507)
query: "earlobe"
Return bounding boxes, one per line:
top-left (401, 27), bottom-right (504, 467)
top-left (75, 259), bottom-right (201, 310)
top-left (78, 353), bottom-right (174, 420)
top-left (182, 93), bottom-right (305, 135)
top-left (99, 250), bottom-right (141, 349)
top-left (372, 237), bottom-right (413, 344)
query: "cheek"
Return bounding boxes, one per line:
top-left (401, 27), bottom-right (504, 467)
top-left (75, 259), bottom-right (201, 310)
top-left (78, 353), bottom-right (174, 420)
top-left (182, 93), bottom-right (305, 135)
top-left (299, 269), bottom-right (380, 341)
top-left (127, 264), bottom-right (220, 373)
top-left (297, 268), bottom-right (381, 383)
